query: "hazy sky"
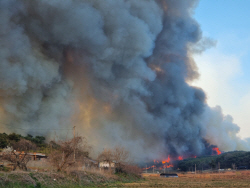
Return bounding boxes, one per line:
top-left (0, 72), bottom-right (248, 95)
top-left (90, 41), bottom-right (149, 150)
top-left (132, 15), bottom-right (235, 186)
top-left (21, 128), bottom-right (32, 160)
top-left (193, 1), bottom-right (250, 138)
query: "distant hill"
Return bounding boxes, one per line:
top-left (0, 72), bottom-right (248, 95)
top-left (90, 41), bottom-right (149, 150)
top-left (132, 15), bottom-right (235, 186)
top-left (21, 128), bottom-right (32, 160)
top-left (177, 151), bottom-right (250, 171)
top-left (0, 132), bottom-right (47, 149)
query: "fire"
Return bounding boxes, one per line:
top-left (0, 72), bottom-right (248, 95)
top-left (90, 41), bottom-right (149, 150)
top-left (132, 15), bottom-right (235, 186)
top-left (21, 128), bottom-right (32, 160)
top-left (178, 156), bottom-right (183, 160)
top-left (143, 165), bottom-right (156, 170)
top-left (162, 155), bottom-right (170, 164)
top-left (145, 154), bottom-right (200, 172)
top-left (212, 147), bottom-right (222, 155)
top-left (164, 164), bottom-right (173, 168)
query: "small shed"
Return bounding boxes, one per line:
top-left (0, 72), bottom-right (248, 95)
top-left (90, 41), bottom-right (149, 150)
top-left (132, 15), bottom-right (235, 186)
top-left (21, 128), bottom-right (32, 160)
top-left (28, 152), bottom-right (47, 161)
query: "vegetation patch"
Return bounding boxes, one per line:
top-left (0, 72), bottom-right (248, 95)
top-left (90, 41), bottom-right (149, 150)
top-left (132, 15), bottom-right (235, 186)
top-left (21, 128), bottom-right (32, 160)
top-left (177, 151), bottom-right (250, 171)
top-left (0, 171), bottom-right (142, 188)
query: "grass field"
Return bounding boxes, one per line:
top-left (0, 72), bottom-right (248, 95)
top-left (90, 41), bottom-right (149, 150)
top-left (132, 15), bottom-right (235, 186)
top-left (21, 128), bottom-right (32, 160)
top-left (0, 170), bottom-right (141, 188)
top-left (1, 170), bottom-right (250, 187)
top-left (100, 171), bottom-right (250, 187)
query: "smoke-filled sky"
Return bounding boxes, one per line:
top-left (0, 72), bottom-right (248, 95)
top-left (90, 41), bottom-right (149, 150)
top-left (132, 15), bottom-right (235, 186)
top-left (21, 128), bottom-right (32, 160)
top-left (193, 0), bottom-right (250, 139)
top-left (0, 0), bottom-right (250, 161)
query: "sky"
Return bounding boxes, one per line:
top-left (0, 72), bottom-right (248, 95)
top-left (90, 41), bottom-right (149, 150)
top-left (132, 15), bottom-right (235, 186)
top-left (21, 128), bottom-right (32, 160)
top-left (193, 1), bottom-right (250, 138)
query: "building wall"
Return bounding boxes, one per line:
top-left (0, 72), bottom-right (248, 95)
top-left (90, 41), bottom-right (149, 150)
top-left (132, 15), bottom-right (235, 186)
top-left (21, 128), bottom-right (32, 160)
top-left (99, 161), bottom-right (115, 168)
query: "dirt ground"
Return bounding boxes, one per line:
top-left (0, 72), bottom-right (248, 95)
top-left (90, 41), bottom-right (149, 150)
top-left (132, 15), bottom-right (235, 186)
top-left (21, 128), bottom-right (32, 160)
top-left (105, 171), bottom-right (250, 187)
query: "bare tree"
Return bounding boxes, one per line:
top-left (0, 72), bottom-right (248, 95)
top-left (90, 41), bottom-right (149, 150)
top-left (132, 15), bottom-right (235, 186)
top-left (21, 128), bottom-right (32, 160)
top-left (49, 136), bottom-right (90, 171)
top-left (98, 146), bottom-right (129, 173)
top-left (97, 149), bottom-right (114, 172)
top-left (2, 139), bottom-right (36, 171)
top-left (113, 146), bottom-right (129, 170)
top-left (232, 163), bottom-right (236, 170)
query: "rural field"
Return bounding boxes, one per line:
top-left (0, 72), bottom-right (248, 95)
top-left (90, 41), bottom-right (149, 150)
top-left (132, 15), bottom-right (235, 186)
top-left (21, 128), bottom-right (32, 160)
top-left (3, 170), bottom-right (250, 187)
top-left (101, 171), bottom-right (250, 188)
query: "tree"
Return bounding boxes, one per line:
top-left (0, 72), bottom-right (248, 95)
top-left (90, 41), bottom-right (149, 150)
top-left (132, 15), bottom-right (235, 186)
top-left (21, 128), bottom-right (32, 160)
top-left (24, 134), bottom-right (33, 141)
top-left (2, 139), bottom-right (36, 171)
top-left (0, 133), bottom-right (48, 149)
top-left (33, 136), bottom-right (46, 147)
top-left (98, 146), bottom-right (130, 173)
top-left (113, 146), bottom-right (129, 172)
top-left (24, 134), bottom-right (46, 147)
top-left (8, 133), bottom-right (22, 142)
top-left (0, 133), bottom-right (9, 148)
top-left (209, 160), bottom-right (216, 170)
top-left (98, 149), bottom-right (114, 172)
top-left (48, 136), bottom-right (90, 171)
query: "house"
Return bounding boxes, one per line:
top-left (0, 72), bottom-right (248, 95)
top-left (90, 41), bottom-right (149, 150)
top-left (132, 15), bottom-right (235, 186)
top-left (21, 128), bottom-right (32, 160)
top-left (99, 160), bottom-right (115, 168)
top-left (28, 152), bottom-right (47, 161)
top-left (0, 151), bottom-right (47, 161)
top-left (81, 157), bottom-right (98, 170)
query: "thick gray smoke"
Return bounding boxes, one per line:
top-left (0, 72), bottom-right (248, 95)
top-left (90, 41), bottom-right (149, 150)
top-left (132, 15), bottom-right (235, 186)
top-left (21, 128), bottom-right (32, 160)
top-left (0, 0), bottom-right (249, 161)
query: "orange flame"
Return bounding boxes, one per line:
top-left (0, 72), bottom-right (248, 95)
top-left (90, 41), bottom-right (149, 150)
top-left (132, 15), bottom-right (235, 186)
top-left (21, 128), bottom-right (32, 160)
top-left (164, 164), bottom-right (173, 168)
top-left (178, 156), bottom-right (183, 160)
top-left (212, 147), bottom-right (221, 155)
top-left (162, 155), bottom-right (170, 164)
top-left (143, 165), bottom-right (157, 170)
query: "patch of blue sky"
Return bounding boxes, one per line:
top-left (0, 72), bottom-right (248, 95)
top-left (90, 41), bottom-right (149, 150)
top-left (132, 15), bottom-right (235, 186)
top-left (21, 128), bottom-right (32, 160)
top-left (194, 0), bottom-right (250, 89)
top-left (193, 0), bottom-right (250, 138)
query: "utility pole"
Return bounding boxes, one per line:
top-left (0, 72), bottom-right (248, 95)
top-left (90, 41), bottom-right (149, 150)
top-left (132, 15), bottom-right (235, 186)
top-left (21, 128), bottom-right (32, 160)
top-left (153, 166), bottom-right (155, 174)
top-left (73, 126), bottom-right (76, 162)
top-left (218, 162), bottom-right (220, 173)
top-left (232, 163), bottom-right (235, 170)
top-left (164, 166), bottom-right (166, 173)
top-left (146, 165), bottom-right (147, 173)
top-left (195, 164), bottom-right (196, 174)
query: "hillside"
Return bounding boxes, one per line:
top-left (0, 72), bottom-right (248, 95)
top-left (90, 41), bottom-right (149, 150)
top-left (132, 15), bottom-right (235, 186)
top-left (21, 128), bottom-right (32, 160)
top-left (0, 171), bottom-right (142, 188)
top-left (177, 151), bottom-right (250, 171)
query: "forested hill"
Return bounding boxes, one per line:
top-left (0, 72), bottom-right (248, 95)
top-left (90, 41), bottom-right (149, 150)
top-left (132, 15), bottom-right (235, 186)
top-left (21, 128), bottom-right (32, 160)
top-left (0, 132), bottom-right (46, 149)
top-left (177, 151), bottom-right (250, 171)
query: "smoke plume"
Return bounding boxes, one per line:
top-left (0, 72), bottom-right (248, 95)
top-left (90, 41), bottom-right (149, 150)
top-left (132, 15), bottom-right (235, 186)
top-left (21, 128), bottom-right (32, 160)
top-left (0, 0), bottom-right (249, 161)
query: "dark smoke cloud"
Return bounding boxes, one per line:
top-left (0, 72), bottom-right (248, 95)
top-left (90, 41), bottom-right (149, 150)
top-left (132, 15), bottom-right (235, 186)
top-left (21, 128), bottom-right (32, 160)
top-left (0, 0), bottom-right (249, 161)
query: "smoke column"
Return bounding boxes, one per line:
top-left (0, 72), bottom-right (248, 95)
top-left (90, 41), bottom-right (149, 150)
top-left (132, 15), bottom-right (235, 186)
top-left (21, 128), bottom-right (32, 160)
top-left (0, 0), bottom-right (249, 160)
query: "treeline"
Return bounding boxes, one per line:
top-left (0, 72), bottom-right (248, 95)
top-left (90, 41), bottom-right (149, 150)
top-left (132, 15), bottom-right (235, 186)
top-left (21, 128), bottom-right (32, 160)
top-left (0, 132), bottom-right (141, 176)
top-left (0, 132), bottom-right (46, 149)
top-left (0, 132), bottom-right (91, 171)
top-left (177, 151), bottom-right (250, 171)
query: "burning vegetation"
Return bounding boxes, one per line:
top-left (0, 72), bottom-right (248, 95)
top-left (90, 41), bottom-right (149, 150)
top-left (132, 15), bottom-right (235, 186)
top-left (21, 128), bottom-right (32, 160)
top-left (212, 147), bottom-right (222, 155)
top-left (145, 147), bottom-right (222, 171)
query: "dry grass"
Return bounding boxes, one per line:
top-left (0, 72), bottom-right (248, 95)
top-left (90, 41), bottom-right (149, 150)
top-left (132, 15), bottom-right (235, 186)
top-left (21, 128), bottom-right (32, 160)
top-left (109, 171), bottom-right (250, 187)
top-left (2, 169), bottom-right (250, 187)
top-left (0, 168), bottom-right (141, 187)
